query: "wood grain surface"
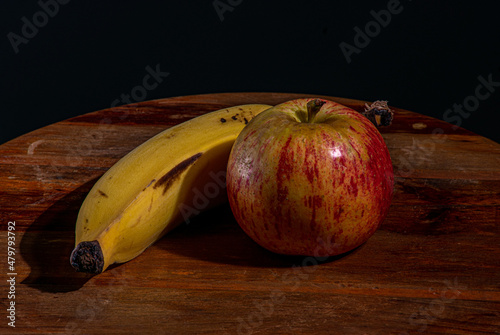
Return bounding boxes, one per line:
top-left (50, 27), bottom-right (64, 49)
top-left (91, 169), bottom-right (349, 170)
top-left (1, 92), bottom-right (499, 334)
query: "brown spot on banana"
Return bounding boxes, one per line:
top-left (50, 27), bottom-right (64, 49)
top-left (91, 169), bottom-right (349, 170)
top-left (148, 196), bottom-right (154, 213)
top-left (98, 190), bottom-right (108, 198)
top-left (153, 153), bottom-right (202, 195)
top-left (143, 178), bottom-right (156, 191)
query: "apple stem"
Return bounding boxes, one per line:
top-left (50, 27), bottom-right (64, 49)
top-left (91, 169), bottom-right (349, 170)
top-left (362, 101), bottom-right (394, 127)
top-left (306, 99), bottom-right (326, 123)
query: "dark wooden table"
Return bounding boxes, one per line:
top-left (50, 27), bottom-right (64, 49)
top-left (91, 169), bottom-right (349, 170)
top-left (1, 93), bottom-right (499, 334)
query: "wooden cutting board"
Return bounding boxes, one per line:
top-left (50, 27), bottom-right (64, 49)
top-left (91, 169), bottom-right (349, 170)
top-left (1, 93), bottom-right (499, 334)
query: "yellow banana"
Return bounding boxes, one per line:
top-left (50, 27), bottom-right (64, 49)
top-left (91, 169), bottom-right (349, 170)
top-left (70, 104), bottom-right (272, 273)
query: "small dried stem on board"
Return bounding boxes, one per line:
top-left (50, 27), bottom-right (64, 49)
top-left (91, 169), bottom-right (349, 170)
top-left (362, 100), bottom-right (394, 127)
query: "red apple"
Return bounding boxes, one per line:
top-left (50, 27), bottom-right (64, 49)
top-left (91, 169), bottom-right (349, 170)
top-left (226, 98), bottom-right (394, 257)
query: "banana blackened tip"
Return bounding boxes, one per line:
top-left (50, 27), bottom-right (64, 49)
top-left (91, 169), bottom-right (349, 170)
top-left (70, 240), bottom-right (104, 274)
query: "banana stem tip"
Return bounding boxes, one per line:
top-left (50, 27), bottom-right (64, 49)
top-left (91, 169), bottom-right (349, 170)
top-left (70, 240), bottom-right (104, 274)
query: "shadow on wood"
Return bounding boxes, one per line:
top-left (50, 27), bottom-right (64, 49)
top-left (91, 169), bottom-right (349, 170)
top-left (20, 178), bottom-right (101, 293)
top-left (157, 203), bottom-right (363, 268)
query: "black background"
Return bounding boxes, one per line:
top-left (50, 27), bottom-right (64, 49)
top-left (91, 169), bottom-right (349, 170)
top-left (1, 1), bottom-right (499, 145)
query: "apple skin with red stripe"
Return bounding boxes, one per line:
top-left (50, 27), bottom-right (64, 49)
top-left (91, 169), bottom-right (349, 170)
top-left (226, 98), bottom-right (394, 258)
